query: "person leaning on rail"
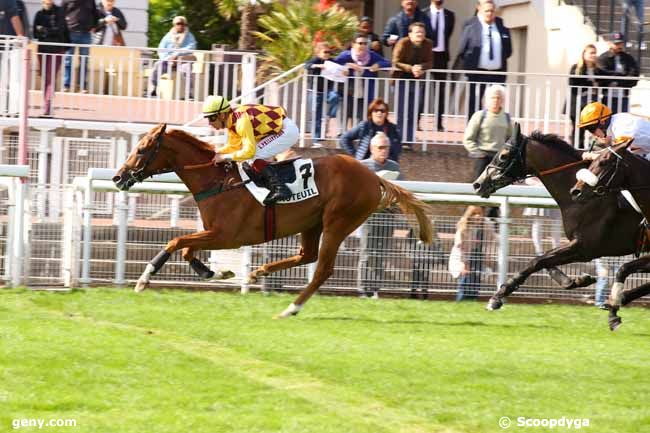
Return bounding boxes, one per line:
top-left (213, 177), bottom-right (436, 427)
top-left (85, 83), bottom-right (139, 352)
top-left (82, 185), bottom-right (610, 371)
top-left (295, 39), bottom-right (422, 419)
top-left (202, 95), bottom-right (299, 205)
top-left (578, 101), bottom-right (650, 161)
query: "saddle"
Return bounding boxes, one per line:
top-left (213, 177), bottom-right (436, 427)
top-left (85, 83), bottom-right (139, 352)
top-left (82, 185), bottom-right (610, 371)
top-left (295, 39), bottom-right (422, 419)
top-left (241, 158), bottom-right (299, 188)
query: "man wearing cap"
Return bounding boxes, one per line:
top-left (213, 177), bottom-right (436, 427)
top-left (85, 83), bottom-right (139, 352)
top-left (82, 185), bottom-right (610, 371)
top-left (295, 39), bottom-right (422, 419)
top-left (597, 33), bottom-right (639, 114)
top-left (202, 95), bottom-right (298, 205)
top-left (578, 101), bottom-right (650, 160)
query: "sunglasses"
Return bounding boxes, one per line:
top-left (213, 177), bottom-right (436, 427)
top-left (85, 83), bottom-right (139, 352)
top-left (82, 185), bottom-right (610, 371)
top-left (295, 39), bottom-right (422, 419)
top-left (355, 41), bottom-right (368, 45)
top-left (373, 109), bottom-right (387, 113)
top-left (175, 22), bottom-right (186, 26)
top-left (584, 123), bottom-right (598, 133)
top-left (322, 50), bottom-right (332, 54)
top-left (207, 114), bottom-right (219, 122)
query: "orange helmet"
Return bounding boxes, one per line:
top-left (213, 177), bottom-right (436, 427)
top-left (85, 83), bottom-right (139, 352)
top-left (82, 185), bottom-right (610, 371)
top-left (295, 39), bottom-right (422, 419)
top-left (577, 102), bottom-right (612, 129)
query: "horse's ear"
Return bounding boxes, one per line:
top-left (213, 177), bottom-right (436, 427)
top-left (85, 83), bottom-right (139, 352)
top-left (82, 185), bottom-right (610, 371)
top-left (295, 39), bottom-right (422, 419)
top-left (160, 123), bottom-right (167, 135)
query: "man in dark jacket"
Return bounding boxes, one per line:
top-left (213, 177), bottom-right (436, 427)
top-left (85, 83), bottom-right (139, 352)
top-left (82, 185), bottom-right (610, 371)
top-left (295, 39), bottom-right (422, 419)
top-left (423, 0), bottom-right (455, 131)
top-left (457, 1), bottom-right (511, 119)
top-left (382, 0), bottom-right (433, 47)
top-left (62, 0), bottom-right (99, 92)
top-left (598, 32), bottom-right (639, 114)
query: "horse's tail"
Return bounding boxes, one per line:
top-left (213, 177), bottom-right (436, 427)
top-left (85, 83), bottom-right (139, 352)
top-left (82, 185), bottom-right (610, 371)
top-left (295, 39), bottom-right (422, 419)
top-left (377, 177), bottom-right (433, 244)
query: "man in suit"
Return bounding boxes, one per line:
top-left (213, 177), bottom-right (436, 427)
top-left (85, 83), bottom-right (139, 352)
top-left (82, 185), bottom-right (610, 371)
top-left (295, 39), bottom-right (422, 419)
top-left (458, 1), bottom-right (512, 119)
top-left (382, 0), bottom-right (432, 48)
top-left (392, 22), bottom-right (433, 144)
top-left (423, 0), bottom-right (455, 131)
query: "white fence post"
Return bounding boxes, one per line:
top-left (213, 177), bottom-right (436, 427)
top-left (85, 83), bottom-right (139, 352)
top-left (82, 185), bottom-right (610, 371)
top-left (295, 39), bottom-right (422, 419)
top-left (11, 182), bottom-right (28, 286)
top-left (240, 53), bottom-right (256, 104)
top-left (497, 196), bottom-right (510, 289)
top-left (80, 175), bottom-right (93, 286)
top-left (241, 246), bottom-right (252, 294)
top-left (113, 191), bottom-right (128, 286)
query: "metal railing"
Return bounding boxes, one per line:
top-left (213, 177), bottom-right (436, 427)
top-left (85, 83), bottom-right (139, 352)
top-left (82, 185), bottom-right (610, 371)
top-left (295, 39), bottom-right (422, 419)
top-left (36, 168), bottom-right (644, 304)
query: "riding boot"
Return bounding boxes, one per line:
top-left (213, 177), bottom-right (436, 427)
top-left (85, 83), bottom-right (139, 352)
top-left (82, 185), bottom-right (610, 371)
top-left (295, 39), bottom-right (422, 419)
top-left (261, 166), bottom-right (292, 205)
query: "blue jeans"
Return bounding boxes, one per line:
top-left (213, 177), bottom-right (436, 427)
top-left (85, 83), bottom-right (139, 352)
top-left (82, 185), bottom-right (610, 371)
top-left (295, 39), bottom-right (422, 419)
top-left (456, 252), bottom-right (481, 301)
top-left (63, 31), bottom-right (92, 90)
top-left (309, 90), bottom-right (339, 140)
top-left (621, 0), bottom-right (644, 42)
top-left (396, 79), bottom-right (424, 143)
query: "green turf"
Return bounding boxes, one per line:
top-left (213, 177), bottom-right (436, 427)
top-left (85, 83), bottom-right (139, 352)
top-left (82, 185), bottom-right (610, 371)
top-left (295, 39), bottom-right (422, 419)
top-left (1, 288), bottom-right (649, 433)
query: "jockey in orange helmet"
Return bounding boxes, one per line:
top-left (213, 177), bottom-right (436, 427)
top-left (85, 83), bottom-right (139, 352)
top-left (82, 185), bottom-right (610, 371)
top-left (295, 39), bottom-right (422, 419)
top-left (578, 101), bottom-right (650, 160)
top-left (202, 95), bottom-right (296, 205)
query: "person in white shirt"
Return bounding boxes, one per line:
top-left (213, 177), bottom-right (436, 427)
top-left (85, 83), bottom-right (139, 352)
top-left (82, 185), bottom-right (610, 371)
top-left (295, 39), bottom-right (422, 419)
top-left (423, 0), bottom-right (455, 131)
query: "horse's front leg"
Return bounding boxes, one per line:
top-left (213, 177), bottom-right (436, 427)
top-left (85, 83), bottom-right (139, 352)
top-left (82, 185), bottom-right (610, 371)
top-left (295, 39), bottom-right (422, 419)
top-left (135, 230), bottom-right (232, 292)
top-left (606, 257), bottom-right (650, 330)
top-left (487, 240), bottom-right (586, 310)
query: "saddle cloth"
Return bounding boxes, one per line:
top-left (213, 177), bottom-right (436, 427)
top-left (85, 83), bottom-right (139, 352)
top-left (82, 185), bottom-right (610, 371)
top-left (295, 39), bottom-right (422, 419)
top-left (237, 158), bottom-right (319, 206)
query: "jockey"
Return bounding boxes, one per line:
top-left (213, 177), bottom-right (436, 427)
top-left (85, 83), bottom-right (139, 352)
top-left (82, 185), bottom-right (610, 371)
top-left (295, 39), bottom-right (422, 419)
top-left (202, 95), bottom-right (297, 205)
top-left (578, 101), bottom-right (650, 160)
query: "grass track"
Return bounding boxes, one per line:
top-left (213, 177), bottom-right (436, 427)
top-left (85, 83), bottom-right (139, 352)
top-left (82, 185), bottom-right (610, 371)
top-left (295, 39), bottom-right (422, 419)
top-left (1, 288), bottom-right (649, 433)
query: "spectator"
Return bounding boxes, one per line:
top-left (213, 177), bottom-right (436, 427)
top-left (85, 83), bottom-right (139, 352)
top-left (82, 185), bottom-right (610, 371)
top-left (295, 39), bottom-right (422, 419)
top-left (406, 224), bottom-right (444, 300)
top-left (334, 33), bottom-right (391, 124)
top-left (567, 44), bottom-right (605, 147)
top-left (449, 205), bottom-right (495, 301)
top-left (423, 0), bottom-right (455, 131)
top-left (149, 16), bottom-right (197, 98)
top-left (382, 0), bottom-right (432, 47)
top-left (463, 84), bottom-right (512, 181)
top-left (357, 16), bottom-right (383, 56)
top-left (340, 98), bottom-right (402, 161)
top-left (304, 41), bottom-right (341, 147)
top-left (5, 0), bottom-right (28, 37)
top-left (33, 0), bottom-right (70, 117)
top-left (621, 0), bottom-right (644, 46)
top-left (392, 22), bottom-right (433, 144)
top-left (357, 132), bottom-right (403, 298)
top-left (0, 0), bottom-right (24, 36)
top-left (94, 0), bottom-right (127, 46)
top-left (458, 0), bottom-right (512, 119)
top-left (598, 32), bottom-right (639, 114)
top-left (62, 0), bottom-right (99, 92)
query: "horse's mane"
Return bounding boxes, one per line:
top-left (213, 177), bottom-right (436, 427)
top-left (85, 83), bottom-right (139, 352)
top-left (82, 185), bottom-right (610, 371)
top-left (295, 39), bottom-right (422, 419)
top-left (167, 129), bottom-right (216, 155)
top-left (529, 131), bottom-right (582, 160)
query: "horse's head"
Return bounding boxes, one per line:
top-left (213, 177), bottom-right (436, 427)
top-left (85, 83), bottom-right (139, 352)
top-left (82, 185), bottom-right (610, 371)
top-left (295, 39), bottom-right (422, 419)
top-left (113, 123), bottom-right (173, 191)
top-left (570, 140), bottom-right (633, 203)
top-left (473, 122), bottom-right (529, 198)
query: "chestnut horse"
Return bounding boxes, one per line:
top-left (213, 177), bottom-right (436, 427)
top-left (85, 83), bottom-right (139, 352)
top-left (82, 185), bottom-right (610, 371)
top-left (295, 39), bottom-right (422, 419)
top-left (571, 141), bottom-right (650, 330)
top-left (472, 125), bottom-right (643, 312)
top-left (113, 124), bottom-right (433, 318)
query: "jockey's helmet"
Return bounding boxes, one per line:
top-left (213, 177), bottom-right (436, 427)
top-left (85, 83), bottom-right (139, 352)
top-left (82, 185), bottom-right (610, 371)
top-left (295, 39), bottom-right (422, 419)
top-left (202, 95), bottom-right (231, 117)
top-left (577, 102), bottom-right (612, 131)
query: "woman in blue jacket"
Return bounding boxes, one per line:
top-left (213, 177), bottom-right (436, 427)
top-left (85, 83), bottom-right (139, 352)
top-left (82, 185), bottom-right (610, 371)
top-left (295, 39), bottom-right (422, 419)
top-left (340, 98), bottom-right (402, 162)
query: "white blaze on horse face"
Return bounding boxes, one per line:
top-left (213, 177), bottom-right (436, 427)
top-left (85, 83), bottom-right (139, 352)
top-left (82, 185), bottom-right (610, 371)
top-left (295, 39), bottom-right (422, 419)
top-left (576, 168), bottom-right (599, 187)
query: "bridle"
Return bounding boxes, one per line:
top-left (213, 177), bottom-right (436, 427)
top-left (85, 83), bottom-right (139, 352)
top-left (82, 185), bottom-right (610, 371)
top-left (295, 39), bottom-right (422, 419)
top-left (484, 136), bottom-right (529, 184)
top-left (130, 131), bottom-right (170, 182)
top-left (588, 146), bottom-right (628, 196)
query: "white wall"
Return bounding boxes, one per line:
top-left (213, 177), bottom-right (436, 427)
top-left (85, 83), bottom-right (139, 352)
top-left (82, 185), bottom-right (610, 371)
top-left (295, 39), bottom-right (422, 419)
top-left (23, 0), bottom-right (149, 48)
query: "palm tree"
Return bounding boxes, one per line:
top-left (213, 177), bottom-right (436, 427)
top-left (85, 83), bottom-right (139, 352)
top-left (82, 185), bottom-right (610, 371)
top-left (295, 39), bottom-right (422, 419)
top-left (216, 0), bottom-right (271, 50)
top-left (254, 0), bottom-right (358, 77)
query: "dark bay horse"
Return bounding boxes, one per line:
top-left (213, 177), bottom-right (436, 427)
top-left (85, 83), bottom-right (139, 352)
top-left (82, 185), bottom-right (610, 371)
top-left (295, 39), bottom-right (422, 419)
top-left (472, 124), bottom-right (643, 311)
top-left (571, 141), bottom-right (650, 330)
top-left (112, 124), bottom-right (433, 318)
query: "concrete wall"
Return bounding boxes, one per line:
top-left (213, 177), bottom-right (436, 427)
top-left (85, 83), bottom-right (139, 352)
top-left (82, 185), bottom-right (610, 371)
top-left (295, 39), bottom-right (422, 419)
top-left (23, 0), bottom-right (149, 48)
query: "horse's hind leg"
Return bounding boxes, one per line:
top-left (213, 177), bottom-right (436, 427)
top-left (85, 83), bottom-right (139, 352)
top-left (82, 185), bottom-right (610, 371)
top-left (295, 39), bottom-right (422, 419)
top-left (247, 224), bottom-right (322, 284)
top-left (181, 247), bottom-right (235, 280)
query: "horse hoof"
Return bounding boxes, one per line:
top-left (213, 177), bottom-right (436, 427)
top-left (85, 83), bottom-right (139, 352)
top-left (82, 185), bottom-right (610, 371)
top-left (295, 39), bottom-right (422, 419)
top-left (134, 280), bottom-right (149, 292)
top-left (486, 297), bottom-right (503, 311)
top-left (247, 274), bottom-right (258, 284)
top-left (213, 270), bottom-right (235, 280)
top-left (609, 316), bottom-right (623, 332)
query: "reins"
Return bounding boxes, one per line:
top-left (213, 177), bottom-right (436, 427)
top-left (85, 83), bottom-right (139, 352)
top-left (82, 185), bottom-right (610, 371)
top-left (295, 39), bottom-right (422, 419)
top-left (538, 159), bottom-right (590, 176)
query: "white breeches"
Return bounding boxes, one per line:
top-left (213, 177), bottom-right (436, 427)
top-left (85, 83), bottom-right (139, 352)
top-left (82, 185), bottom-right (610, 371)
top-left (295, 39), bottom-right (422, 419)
top-left (255, 117), bottom-right (299, 160)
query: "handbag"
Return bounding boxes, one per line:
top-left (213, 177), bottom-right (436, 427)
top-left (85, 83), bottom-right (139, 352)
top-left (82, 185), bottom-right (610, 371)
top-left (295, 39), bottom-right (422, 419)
top-left (113, 27), bottom-right (125, 46)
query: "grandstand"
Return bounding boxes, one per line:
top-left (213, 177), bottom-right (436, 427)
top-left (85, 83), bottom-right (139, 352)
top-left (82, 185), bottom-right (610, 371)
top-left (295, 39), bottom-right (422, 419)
top-left (0, 0), bottom-right (648, 306)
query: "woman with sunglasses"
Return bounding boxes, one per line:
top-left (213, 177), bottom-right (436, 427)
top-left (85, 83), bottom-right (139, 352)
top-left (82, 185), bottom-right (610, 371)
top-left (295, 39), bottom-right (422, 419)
top-left (340, 98), bottom-right (402, 162)
top-left (201, 95), bottom-right (298, 205)
top-left (578, 101), bottom-right (650, 161)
